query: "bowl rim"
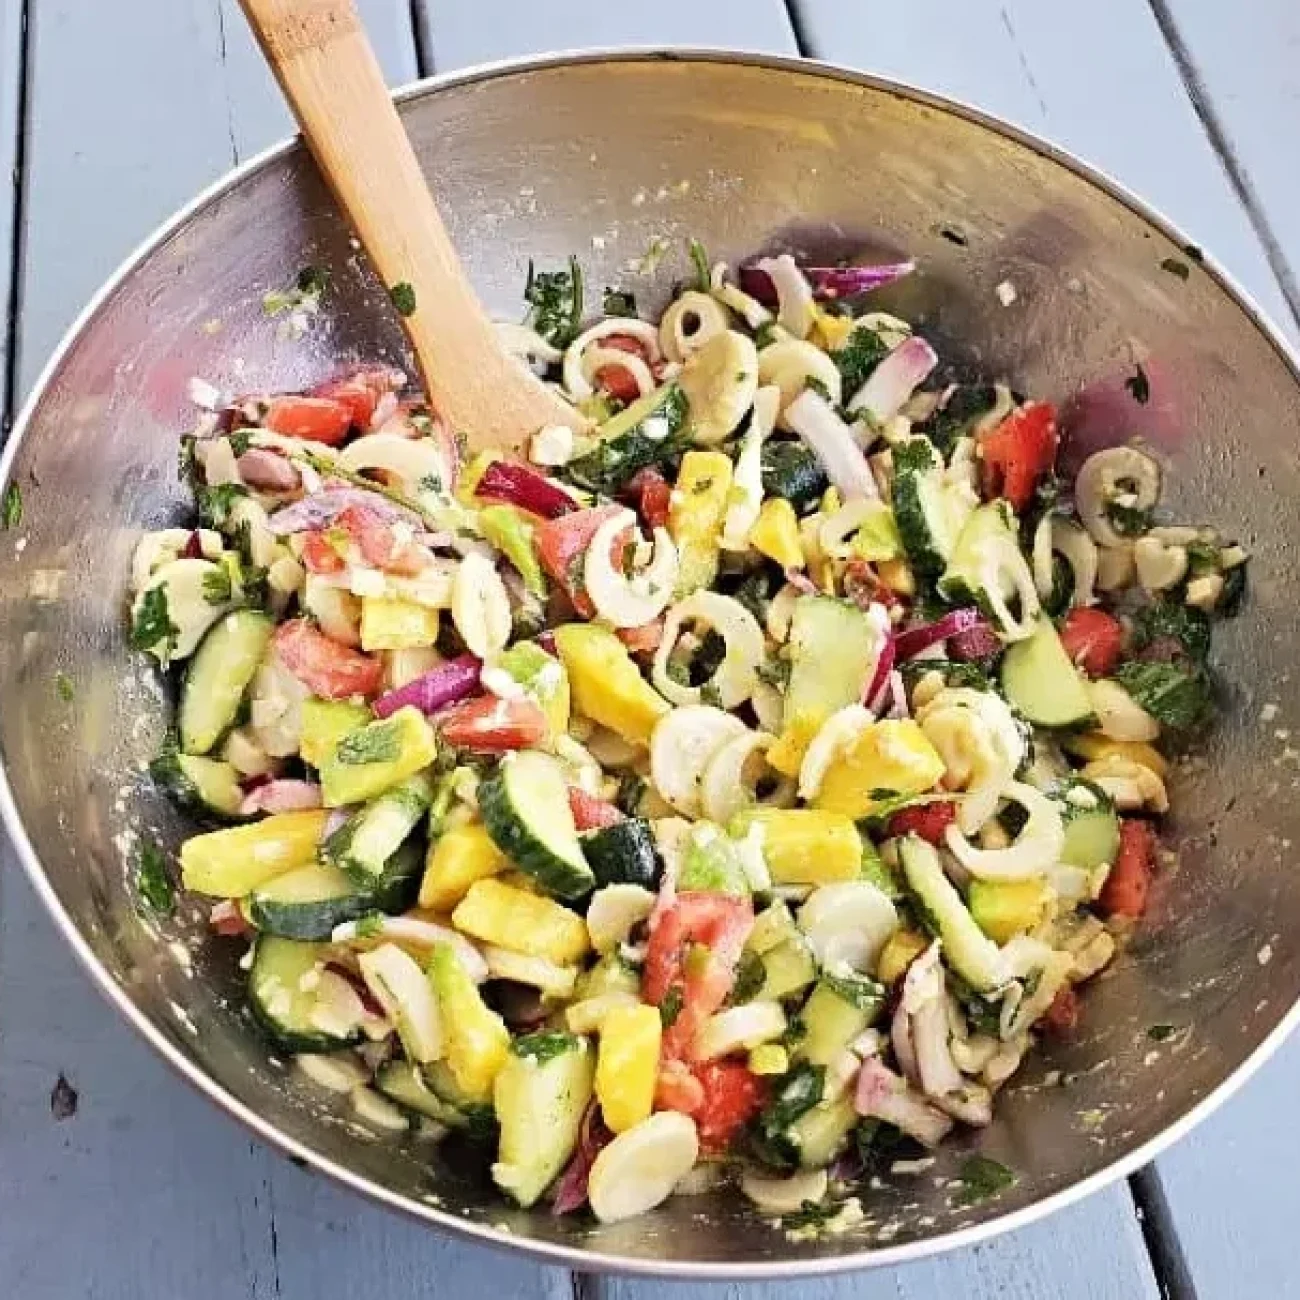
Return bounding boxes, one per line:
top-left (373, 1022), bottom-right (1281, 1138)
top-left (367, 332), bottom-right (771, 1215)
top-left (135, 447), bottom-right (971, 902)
top-left (4, 46), bottom-right (1300, 1279)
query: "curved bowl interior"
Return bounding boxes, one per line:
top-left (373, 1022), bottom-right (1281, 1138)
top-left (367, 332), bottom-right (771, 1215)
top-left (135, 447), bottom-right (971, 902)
top-left (2, 52), bottom-right (1299, 1275)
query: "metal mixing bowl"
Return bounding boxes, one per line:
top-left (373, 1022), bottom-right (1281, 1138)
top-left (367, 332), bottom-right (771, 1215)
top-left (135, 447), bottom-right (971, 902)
top-left (2, 50), bottom-right (1298, 1278)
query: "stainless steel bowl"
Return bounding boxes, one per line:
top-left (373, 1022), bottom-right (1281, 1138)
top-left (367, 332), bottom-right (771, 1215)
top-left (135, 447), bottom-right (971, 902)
top-left (3, 50), bottom-right (1298, 1278)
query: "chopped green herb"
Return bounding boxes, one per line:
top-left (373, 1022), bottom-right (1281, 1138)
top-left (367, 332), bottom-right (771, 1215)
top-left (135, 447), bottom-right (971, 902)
top-left (804, 375), bottom-right (833, 403)
top-left (202, 566), bottom-right (233, 606)
top-left (240, 564), bottom-right (270, 611)
top-left (688, 237), bottom-right (711, 292)
top-left (1131, 600), bottom-right (1211, 662)
top-left (821, 969), bottom-right (886, 1012)
top-left (297, 265), bottom-right (330, 297)
top-left (2, 482), bottom-right (22, 530)
top-left (355, 912), bottom-right (386, 939)
top-left (1114, 660), bottom-right (1212, 731)
top-left (1185, 539), bottom-right (1221, 577)
top-left (778, 1199), bottom-right (840, 1231)
top-left (1148, 1023), bottom-right (1178, 1042)
top-left (756, 655), bottom-right (792, 691)
top-left (1160, 257), bottom-right (1191, 281)
top-left (755, 320), bottom-right (780, 350)
top-left (335, 721), bottom-right (404, 767)
top-left (957, 1155), bottom-right (1016, 1205)
top-left (136, 843), bottom-right (175, 915)
top-left (834, 326), bottom-right (890, 395)
top-left (1104, 500), bottom-right (1153, 537)
top-left (660, 986), bottom-right (684, 1029)
top-left (603, 287), bottom-right (637, 317)
top-left (389, 282), bottom-right (417, 317)
top-left (197, 482), bottom-right (249, 529)
top-left (698, 680), bottom-right (724, 710)
top-left (263, 265), bottom-right (329, 317)
top-left (228, 426), bottom-right (252, 457)
top-left (524, 255), bottom-right (584, 348)
top-left (510, 1031), bottom-right (580, 1064)
top-left (54, 672), bottom-right (74, 703)
top-left (729, 949), bottom-right (766, 1006)
top-left (1125, 364), bottom-right (1151, 405)
top-left (129, 586), bottom-right (179, 655)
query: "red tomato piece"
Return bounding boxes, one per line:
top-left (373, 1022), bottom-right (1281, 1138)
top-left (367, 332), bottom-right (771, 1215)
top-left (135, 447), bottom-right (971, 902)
top-left (978, 401), bottom-right (1059, 510)
top-left (595, 364), bottom-right (642, 405)
top-left (616, 619), bottom-right (664, 656)
top-left (273, 619), bottom-right (383, 700)
top-left (690, 1060), bottom-right (767, 1154)
top-left (886, 800), bottom-right (957, 846)
top-left (644, 892), bottom-right (754, 1060)
top-left (311, 366), bottom-right (403, 431)
top-left (655, 1060), bottom-right (706, 1116)
top-left (335, 503), bottom-right (402, 570)
top-left (300, 531), bottom-right (346, 575)
top-left (209, 899), bottom-right (253, 938)
top-left (625, 467), bottom-right (673, 531)
top-left (1058, 607), bottom-right (1124, 678)
top-left (842, 558), bottom-right (904, 613)
top-left (1040, 986), bottom-right (1081, 1037)
top-left (439, 695), bottom-right (549, 752)
top-left (600, 334), bottom-right (651, 362)
top-left (1099, 818), bottom-right (1158, 918)
top-left (263, 396), bottom-right (353, 446)
top-left (536, 503), bottom-right (625, 617)
top-left (568, 788), bottom-right (626, 832)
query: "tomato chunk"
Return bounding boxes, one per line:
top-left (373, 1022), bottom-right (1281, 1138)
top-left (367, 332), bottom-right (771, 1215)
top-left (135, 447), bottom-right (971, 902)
top-left (568, 788), bottom-right (626, 831)
top-left (1040, 986), bottom-right (1081, 1037)
top-left (1099, 818), bottom-right (1158, 918)
top-left (978, 401), bottom-right (1059, 510)
top-left (886, 800), bottom-right (957, 846)
top-left (625, 467), bottom-right (673, 531)
top-left (263, 396), bottom-right (353, 446)
top-left (272, 619), bottom-right (383, 699)
top-left (643, 892), bottom-right (754, 1061)
top-left (300, 531), bottom-right (346, 575)
top-left (310, 366), bottom-right (404, 431)
top-left (1058, 607), bottom-right (1123, 678)
top-left (690, 1060), bottom-right (766, 1154)
top-left (616, 619), bottom-right (664, 655)
top-left (536, 503), bottom-right (625, 617)
top-left (439, 695), bottom-right (549, 752)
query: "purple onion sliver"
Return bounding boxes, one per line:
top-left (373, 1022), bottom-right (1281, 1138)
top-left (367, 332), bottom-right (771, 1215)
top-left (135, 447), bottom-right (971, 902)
top-left (476, 461), bottom-right (576, 520)
top-left (372, 653), bottom-right (482, 719)
top-left (805, 261), bottom-right (916, 299)
top-left (863, 635), bottom-right (896, 709)
top-left (737, 263), bottom-right (778, 306)
top-left (949, 618), bottom-right (1003, 663)
top-left (536, 631), bottom-right (558, 656)
top-left (847, 335), bottom-right (939, 425)
top-left (267, 486), bottom-right (423, 536)
top-left (892, 608), bottom-right (983, 661)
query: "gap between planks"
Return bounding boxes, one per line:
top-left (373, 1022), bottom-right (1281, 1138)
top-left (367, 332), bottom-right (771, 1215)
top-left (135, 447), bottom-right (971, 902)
top-left (1, 0), bottom-right (31, 436)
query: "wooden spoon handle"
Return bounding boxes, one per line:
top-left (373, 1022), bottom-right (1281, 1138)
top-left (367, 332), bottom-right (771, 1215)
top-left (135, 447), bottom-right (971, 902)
top-left (237, 0), bottom-right (584, 448)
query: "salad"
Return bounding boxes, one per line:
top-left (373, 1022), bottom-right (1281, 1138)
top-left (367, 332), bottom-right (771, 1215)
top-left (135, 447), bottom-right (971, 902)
top-left (128, 247), bottom-right (1246, 1227)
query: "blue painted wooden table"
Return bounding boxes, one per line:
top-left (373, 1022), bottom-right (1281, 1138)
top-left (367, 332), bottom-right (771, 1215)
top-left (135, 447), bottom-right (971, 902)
top-left (1, 3), bottom-right (1296, 1296)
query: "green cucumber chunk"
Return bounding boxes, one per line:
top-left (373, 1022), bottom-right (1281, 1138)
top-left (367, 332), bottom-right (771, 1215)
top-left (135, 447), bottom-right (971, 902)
top-left (248, 936), bottom-right (360, 1053)
top-left (1000, 616), bottom-right (1094, 728)
top-left (581, 817), bottom-right (660, 889)
top-left (784, 596), bottom-right (882, 737)
top-left (179, 609), bottom-right (274, 755)
top-left (800, 972), bottom-right (885, 1066)
top-left (891, 436), bottom-right (973, 576)
top-left (321, 774), bottom-right (433, 888)
top-left (150, 749), bottom-right (246, 819)
top-left (1058, 779), bottom-right (1121, 869)
top-left (246, 861), bottom-right (362, 940)
top-left (565, 384), bottom-right (686, 495)
top-left (479, 750), bottom-right (595, 900)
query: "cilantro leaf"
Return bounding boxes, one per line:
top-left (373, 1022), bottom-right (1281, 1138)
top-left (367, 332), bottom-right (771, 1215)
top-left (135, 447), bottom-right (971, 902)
top-left (832, 326), bottom-right (890, 396)
top-left (136, 843), bottom-right (175, 915)
top-left (510, 1031), bottom-right (580, 1064)
top-left (2, 482), bottom-right (22, 530)
top-left (130, 586), bottom-right (179, 655)
top-left (334, 720), bottom-right (403, 766)
top-left (957, 1155), bottom-right (1016, 1205)
top-left (524, 255), bottom-right (584, 348)
top-left (197, 482), bottom-right (249, 529)
top-left (1114, 660), bottom-right (1212, 731)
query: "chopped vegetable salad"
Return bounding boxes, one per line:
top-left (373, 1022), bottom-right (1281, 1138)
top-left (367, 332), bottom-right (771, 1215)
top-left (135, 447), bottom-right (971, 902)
top-left (128, 247), bottom-right (1246, 1227)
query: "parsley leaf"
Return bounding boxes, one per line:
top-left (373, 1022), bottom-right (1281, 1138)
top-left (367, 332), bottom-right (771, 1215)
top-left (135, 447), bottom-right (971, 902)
top-left (389, 282), bottom-right (417, 317)
top-left (1125, 363), bottom-right (1151, 405)
top-left (1114, 660), bottom-right (1212, 731)
top-left (510, 1031), bottom-right (580, 1064)
top-left (2, 482), bottom-right (22, 530)
top-left (202, 566), bottom-right (233, 606)
top-left (659, 986), bottom-right (684, 1029)
top-left (957, 1155), bottom-right (1016, 1205)
top-left (1131, 600), bottom-right (1211, 662)
top-left (524, 255), bottom-right (584, 348)
top-left (130, 586), bottom-right (179, 655)
top-left (197, 482), bottom-right (249, 529)
top-left (602, 287), bottom-right (637, 317)
top-left (832, 326), bottom-right (890, 396)
top-left (136, 843), bottom-right (175, 915)
top-left (334, 720), bottom-right (403, 766)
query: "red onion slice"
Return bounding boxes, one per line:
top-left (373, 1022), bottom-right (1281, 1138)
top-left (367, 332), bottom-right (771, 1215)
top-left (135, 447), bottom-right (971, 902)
top-left (267, 486), bottom-right (423, 535)
top-left (863, 633), bottom-right (897, 709)
top-left (785, 389), bottom-right (880, 502)
top-left (847, 336), bottom-right (939, 425)
top-left (476, 461), bottom-right (577, 520)
top-left (551, 1102), bottom-right (614, 1215)
top-left (372, 654), bottom-right (482, 719)
top-left (739, 260), bottom-right (915, 304)
top-left (893, 608), bottom-right (983, 660)
top-left (239, 779), bottom-right (323, 816)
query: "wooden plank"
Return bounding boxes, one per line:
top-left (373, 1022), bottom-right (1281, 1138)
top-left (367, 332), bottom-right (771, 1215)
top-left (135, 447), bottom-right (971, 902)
top-left (1150, 0), bottom-right (1300, 329)
top-left (600, 1192), bottom-right (1160, 1300)
top-left (3, 3), bottom-right (563, 1297)
top-left (414, 0), bottom-right (798, 72)
top-left (792, 0), bottom-right (1296, 337)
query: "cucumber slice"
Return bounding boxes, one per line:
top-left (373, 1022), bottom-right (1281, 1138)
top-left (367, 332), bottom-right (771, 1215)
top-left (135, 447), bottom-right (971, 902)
top-left (784, 596), bottom-right (885, 739)
top-left (492, 1032), bottom-right (595, 1207)
top-left (375, 1062), bottom-right (495, 1138)
top-left (898, 836), bottom-right (1009, 992)
top-left (758, 936), bottom-right (817, 1002)
top-left (321, 775), bottom-right (432, 888)
top-left (1000, 616), bottom-right (1094, 728)
top-left (248, 936), bottom-right (361, 1052)
top-left (760, 440), bottom-right (828, 513)
top-left (678, 822), bottom-right (749, 896)
top-left (564, 384), bottom-right (687, 495)
top-left (179, 609), bottom-right (275, 755)
top-left (479, 751), bottom-right (595, 900)
top-left (891, 436), bottom-right (973, 576)
top-left (1058, 779), bottom-right (1120, 870)
top-left (791, 1096), bottom-right (857, 1169)
top-left (150, 749), bottom-right (246, 819)
top-left (245, 860), bottom-right (368, 940)
top-left (581, 817), bottom-right (661, 890)
top-left (422, 1060), bottom-right (498, 1140)
top-left (799, 972), bottom-right (885, 1066)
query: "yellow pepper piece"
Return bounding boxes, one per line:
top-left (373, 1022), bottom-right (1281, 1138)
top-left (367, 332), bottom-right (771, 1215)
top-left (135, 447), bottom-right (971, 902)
top-left (876, 927), bottom-right (929, 985)
top-left (967, 878), bottom-right (1054, 944)
top-left (456, 450), bottom-right (499, 504)
top-left (595, 1003), bottom-right (661, 1134)
top-left (669, 450), bottom-right (734, 594)
top-left (428, 941), bottom-right (510, 1104)
top-left (811, 307), bottom-right (856, 352)
top-left (749, 498), bottom-right (804, 570)
top-left (359, 596), bottom-right (440, 651)
top-left (180, 810), bottom-right (328, 897)
top-left (1061, 734), bottom-right (1168, 779)
top-left (452, 878), bottom-right (591, 965)
top-left (820, 486), bottom-right (842, 514)
top-left (766, 713), bottom-right (822, 778)
top-left (741, 808), bottom-right (862, 884)
top-left (419, 822), bottom-right (509, 912)
top-left (812, 719), bottom-right (946, 819)
top-left (553, 623), bottom-right (669, 746)
top-left (877, 557), bottom-right (916, 597)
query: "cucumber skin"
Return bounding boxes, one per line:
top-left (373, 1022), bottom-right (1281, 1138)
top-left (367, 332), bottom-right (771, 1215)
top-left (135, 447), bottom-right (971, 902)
top-left (760, 441), bottom-right (828, 512)
top-left (478, 765), bottom-right (596, 901)
top-left (581, 818), bottom-right (660, 890)
top-left (321, 783), bottom-right (430, 889)
top-left (179, 609), bottom-right (274, 756)
top-left (247, 938), bottom-right (362, 1054)
top-left (149, 749), bottom-right (246, 822)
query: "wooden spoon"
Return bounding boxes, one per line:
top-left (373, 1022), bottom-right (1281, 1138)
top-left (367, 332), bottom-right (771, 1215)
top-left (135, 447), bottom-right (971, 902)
top-left (237, 0), bottom-right (586, 450)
